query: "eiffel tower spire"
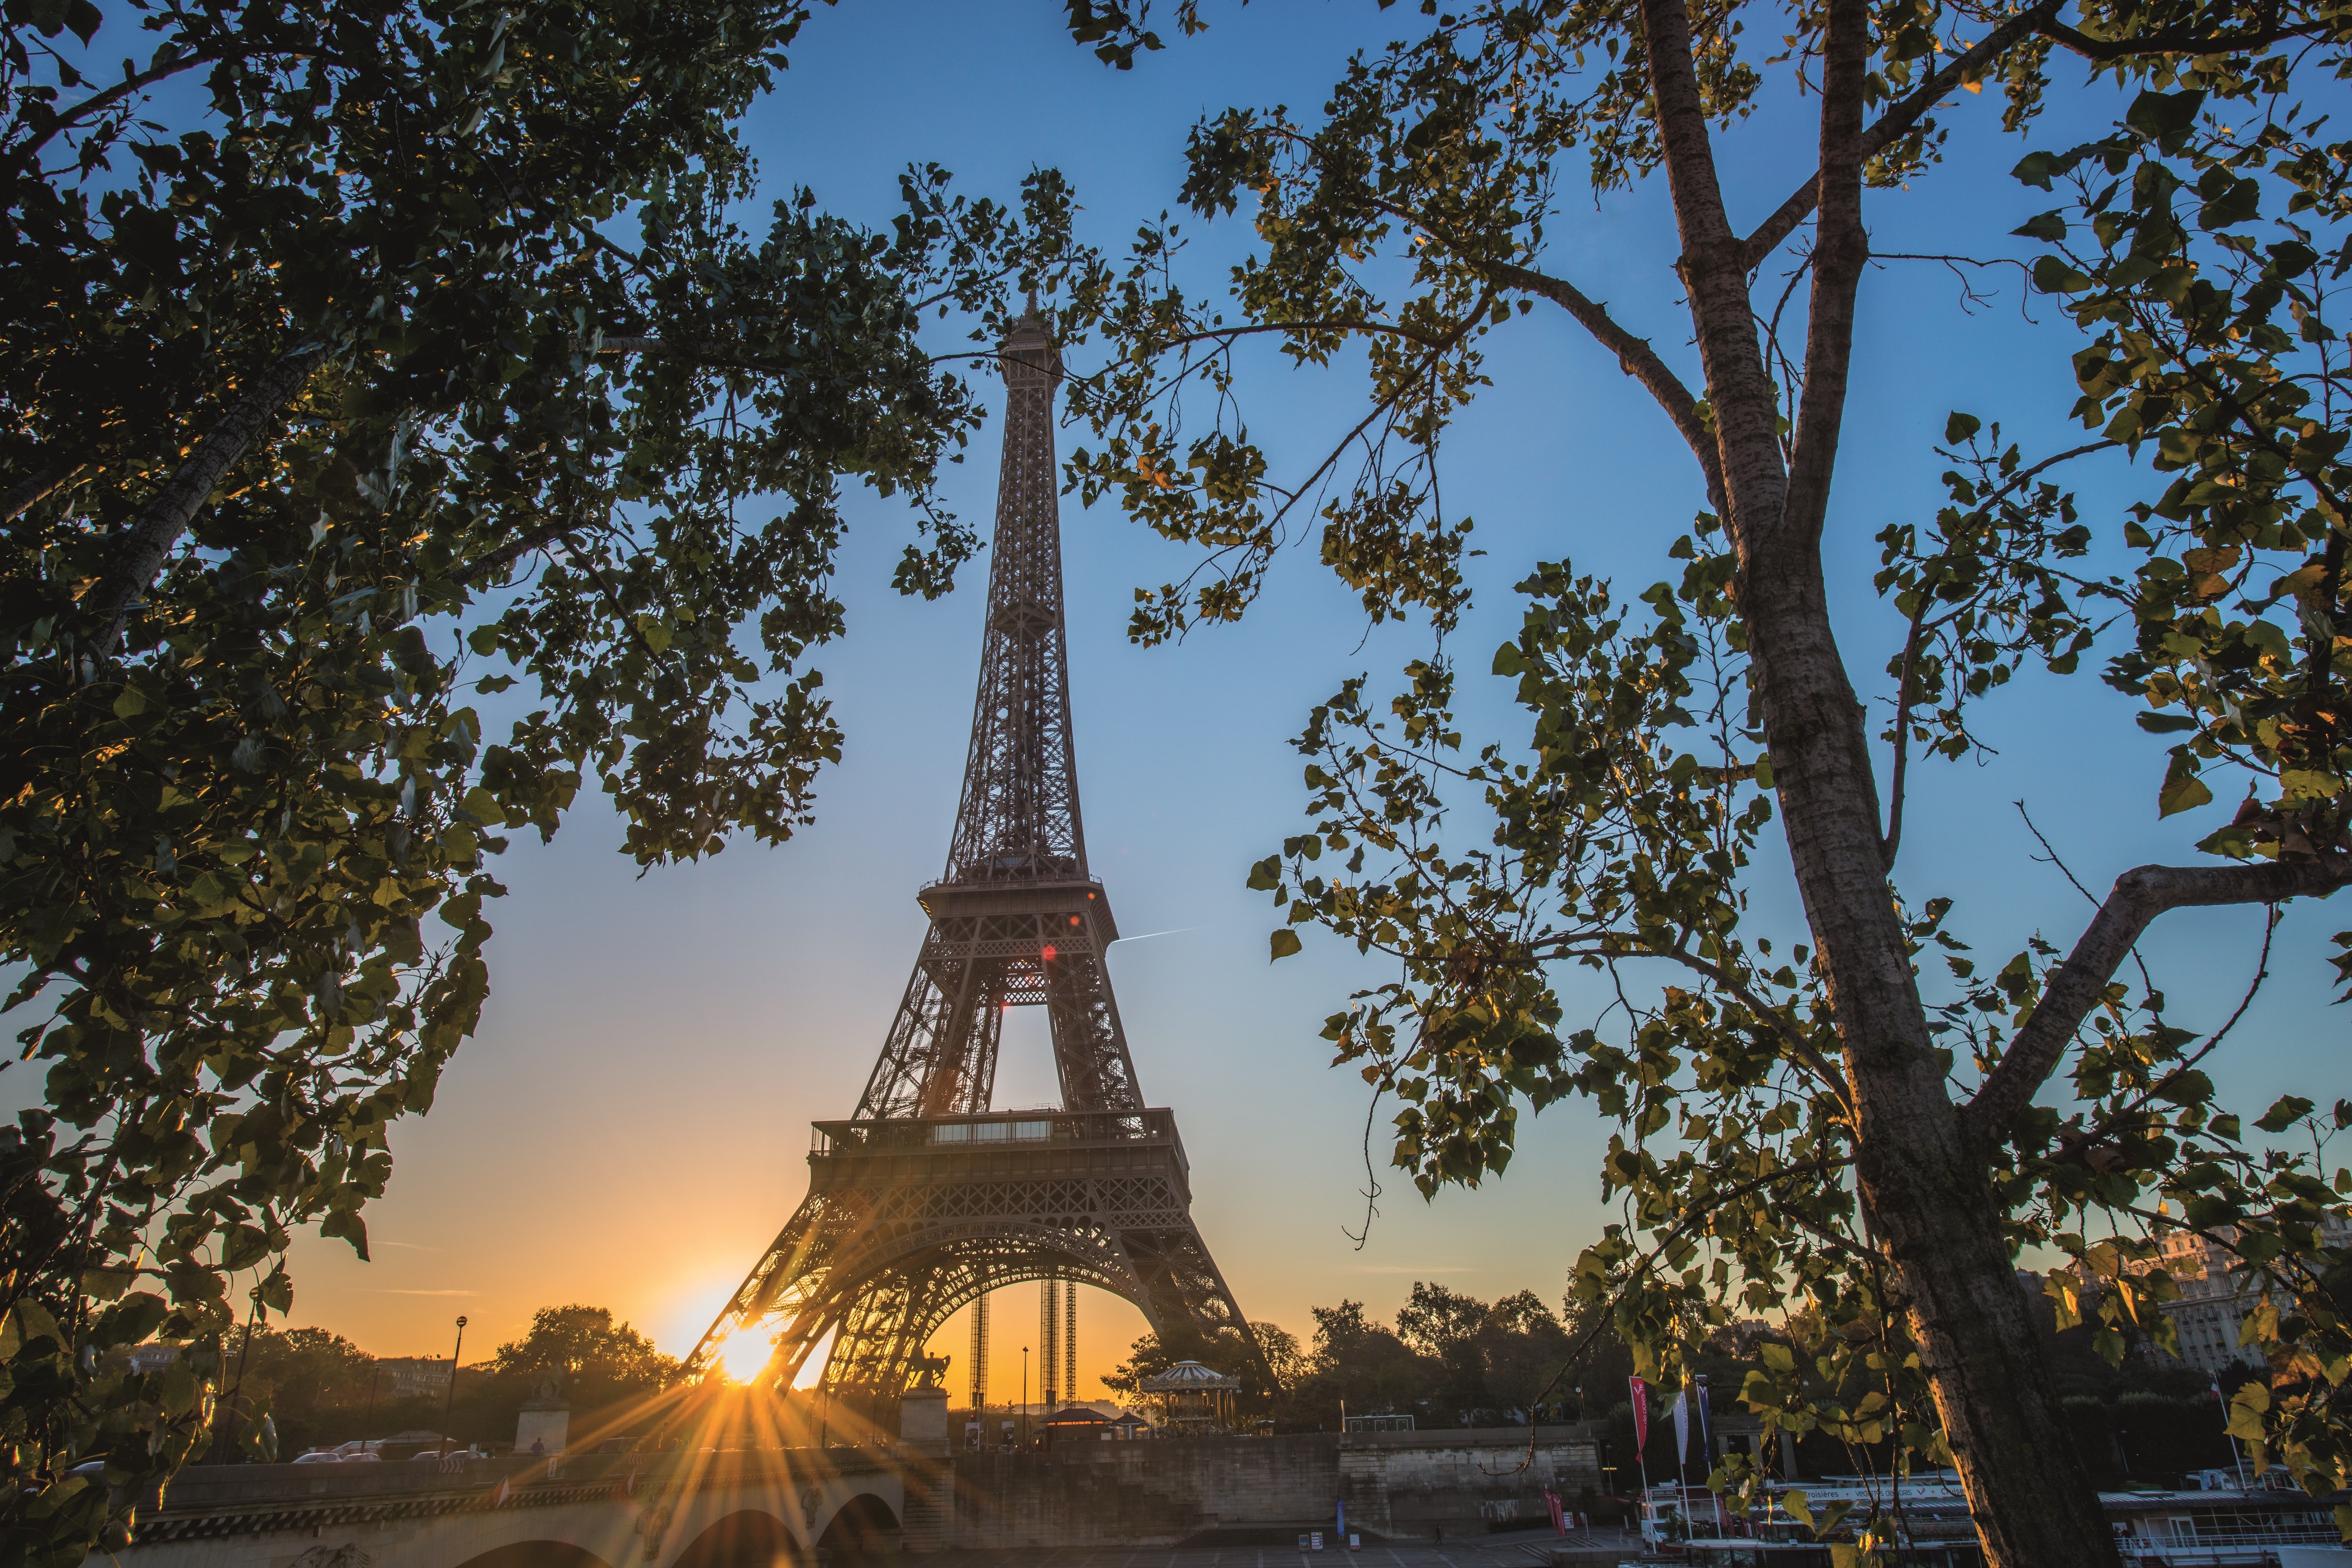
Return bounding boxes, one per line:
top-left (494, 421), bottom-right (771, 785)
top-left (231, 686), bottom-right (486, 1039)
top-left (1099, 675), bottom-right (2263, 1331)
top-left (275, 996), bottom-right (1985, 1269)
top-left (853, 314), bottom-right (1142, 1122)
top-left (945, 316), bottom-right (1086, 885)
top-left (687, 315), bottom-right (1265, 1407)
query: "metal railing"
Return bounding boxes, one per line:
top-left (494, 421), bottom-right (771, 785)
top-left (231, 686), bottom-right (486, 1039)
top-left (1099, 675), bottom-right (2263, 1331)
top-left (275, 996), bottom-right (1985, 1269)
top-left (812, 1108), bottom-right (1174, 1155)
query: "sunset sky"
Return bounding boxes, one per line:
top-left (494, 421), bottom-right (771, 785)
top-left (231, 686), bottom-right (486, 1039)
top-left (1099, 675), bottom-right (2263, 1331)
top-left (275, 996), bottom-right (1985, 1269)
top-left (69, 2), bottom-right (2340, 1404)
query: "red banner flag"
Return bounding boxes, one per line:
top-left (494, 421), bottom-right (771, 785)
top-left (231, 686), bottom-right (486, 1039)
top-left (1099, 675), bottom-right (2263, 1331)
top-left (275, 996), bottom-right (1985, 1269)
top-left (1545, 1488), bottom-right (1566, 1534)
top-left (1629, 1375), bottom-right (1649, 1450)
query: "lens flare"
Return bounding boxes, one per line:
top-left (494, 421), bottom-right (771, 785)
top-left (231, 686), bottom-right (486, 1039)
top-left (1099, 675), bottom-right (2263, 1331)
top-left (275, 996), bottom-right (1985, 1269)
top-left (712, 1326), bottom-right (776, 1384)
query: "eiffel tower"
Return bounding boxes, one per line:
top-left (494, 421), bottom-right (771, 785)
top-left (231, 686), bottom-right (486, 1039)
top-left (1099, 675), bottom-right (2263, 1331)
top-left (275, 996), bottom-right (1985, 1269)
top-left (686, 314), bottom-right (1266, 1405)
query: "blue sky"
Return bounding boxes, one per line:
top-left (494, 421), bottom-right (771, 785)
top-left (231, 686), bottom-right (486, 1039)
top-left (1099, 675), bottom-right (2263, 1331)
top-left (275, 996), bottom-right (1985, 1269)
top-left (208, 1), bottom-right (2346, 1391)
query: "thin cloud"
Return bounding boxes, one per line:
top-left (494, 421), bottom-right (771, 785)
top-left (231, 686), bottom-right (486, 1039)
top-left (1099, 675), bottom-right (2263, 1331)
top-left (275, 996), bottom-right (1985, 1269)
top-left (364, 1288), bottom-right (478, 1296)
top-left (378, 1241), bottom-right (443, 1252)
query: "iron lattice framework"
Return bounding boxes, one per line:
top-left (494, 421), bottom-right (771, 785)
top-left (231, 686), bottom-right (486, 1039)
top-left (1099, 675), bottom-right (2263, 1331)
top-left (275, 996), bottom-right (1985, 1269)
top-left (688, 318), bottom-right (1266, 1404)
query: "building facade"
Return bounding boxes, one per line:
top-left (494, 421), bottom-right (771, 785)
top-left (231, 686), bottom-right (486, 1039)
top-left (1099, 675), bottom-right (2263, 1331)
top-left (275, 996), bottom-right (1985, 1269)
top-left (2148, 1217), bottom-right (2349, 1377)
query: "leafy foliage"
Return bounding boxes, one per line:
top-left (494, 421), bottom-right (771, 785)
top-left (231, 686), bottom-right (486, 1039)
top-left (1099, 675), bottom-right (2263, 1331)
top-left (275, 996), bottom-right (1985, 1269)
top-left (1066, 0), bottom-right (2352, 1558)
top-left (1104, 1286), bottom-right (1576, 1429)
top-left (0, 0), bottom-right (1097, 1560)
top-left (487, 1304), bottom-right (681, 1414)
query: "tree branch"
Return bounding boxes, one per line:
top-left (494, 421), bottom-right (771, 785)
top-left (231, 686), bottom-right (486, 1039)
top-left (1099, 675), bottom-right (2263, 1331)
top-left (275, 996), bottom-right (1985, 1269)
top-left (1781, 0), bottom-right (1875, 549)
top-left (1967, 856), bottom-right (2352, 1141)
top-left (6, 49), bottom-right (220, 175)
top-left (454, 511), bottom-right (599, 587)
top-left (2038, 15), bottom-right (2336, 60)
top-left (1641, 943), bottom-right (1852, 1106)
top-left (1, 463), bottom-right (83, 524)
top-left (1639, 0), bottom-right (1788, 543)
top-left (1740, 2), bottom-right (2061, 271)
top-left (1882, 623), bottom-right (1925, 870)
top-left (82, 344), bottom-right (329, 660)
top-left (1474, 257), bottom-right (1726, 513)
top-left (1880, 439), bottom-right (2117, 868)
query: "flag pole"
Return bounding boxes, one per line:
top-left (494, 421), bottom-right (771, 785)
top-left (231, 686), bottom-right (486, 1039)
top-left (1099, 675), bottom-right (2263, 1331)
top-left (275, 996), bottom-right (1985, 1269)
top-left (2215, 1380), bottom-right (2251, 1490)
top-left (1630, 1376), bottom-right (1653, 1545)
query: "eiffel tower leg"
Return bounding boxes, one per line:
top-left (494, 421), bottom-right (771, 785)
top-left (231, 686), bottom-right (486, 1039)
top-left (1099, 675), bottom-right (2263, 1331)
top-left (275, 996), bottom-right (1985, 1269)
top-left (860, 925), bottom-right (1013, 1120)
top-left (689, 1179), bottom-right (896, 1388)
top-left (1043, 939), bottom-right (1140, 1112)
top-left (923, 967), bottom-right (1002, 1118)
top-left (857, 961), bottom-right (960, 1121)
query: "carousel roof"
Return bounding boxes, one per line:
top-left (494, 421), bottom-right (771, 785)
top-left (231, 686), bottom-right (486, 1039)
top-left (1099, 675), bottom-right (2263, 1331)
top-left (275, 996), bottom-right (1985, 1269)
top-left (1137, 1360), bottom-right (1240, 1391)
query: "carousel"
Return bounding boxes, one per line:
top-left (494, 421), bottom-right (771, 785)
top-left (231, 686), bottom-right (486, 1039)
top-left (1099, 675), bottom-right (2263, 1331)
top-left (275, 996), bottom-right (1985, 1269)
top-left (1136, 1360), bottom-right (1241, 1432)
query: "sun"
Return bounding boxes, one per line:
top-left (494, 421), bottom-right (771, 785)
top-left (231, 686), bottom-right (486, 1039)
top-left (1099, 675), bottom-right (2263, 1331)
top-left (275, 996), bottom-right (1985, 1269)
top-left (713, 1326), bottom-right (777, 1385)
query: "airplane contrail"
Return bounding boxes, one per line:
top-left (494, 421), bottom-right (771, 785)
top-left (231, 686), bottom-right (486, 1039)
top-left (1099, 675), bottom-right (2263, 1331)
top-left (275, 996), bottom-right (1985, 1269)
top-left (1109, 927), bottom-right (1197, 945)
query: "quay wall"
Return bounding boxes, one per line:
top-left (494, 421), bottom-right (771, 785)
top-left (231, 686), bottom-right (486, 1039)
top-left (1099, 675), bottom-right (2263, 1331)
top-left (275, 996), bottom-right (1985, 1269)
top-left (947, 1425), bottom-right (1605, 1548)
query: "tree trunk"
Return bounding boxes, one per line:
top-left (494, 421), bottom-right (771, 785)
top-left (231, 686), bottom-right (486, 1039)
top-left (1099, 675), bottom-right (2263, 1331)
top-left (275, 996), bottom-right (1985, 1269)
top-left (1734, 311), bottom-right (2124, 1568)
top-left (1624, 0), bottom-right (2132, 1551)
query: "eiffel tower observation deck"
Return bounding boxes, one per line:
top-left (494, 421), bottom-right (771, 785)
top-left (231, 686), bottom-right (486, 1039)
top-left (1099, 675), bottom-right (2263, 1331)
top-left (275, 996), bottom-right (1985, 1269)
top-left (686, 313), bottom-right (1266, 1406)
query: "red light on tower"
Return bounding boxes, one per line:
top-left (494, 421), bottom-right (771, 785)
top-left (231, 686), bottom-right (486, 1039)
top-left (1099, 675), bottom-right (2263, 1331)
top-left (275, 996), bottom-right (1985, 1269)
top-left (1042, 944), bottom-right (1058, 963)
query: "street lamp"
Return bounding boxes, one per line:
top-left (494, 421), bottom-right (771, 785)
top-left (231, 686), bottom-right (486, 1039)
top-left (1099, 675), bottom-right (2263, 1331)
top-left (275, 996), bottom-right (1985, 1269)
top-left (440, 1316), bottom-right (468, 1457)
top-left (1021, 1347), bottom-right (1030, 1449)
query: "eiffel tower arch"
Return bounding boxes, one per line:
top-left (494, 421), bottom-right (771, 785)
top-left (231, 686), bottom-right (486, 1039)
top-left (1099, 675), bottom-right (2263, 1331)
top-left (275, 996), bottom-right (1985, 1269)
top-left (687, 315), bottom-right (1268, 1406)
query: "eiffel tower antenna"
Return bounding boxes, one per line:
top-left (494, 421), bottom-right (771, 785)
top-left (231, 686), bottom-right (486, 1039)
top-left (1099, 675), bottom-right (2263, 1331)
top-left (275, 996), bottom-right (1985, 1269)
top-left (686, 310), bottom-right (1267, 1407)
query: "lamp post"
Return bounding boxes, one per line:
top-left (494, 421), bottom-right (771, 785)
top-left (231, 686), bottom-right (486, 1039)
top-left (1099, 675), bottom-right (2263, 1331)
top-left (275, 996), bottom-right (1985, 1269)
top-left (363, 1362), bottom-right (381, 1451)
top-left (1021, 1347), bottom-right (1029, 1449)
top-left (212, 1288), bottom-right (264, 1464)
top-left (440, 1316), bottom-right (467, 1457)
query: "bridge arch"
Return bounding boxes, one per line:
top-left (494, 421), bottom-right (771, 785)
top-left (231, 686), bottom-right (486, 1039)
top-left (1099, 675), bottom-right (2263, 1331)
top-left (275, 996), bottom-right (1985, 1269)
top-left (453, 1545), bottom-right (617, 1568)
top-left (815, 1492), bottom-right (901, 1558)
top-left (668, 1506), bottom-right (796, 1568)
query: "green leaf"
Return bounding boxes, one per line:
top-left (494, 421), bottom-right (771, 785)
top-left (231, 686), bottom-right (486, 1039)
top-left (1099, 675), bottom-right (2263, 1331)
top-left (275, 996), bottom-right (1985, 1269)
top-left (2010, 212), bottom-right (2067, 243)
top-left (2256, 1094), bottom-right (2315, 1133)
top-left (2198, 177), bottom-right (2261, 230)
top-left (1270, 928), bottom-right (1303, 961)
top-left (320, 1209), bottom-right (371, 1262)
top-left (1246, 855), bottom-right (1283, 891)
top-left (1944, 412), bottom-right (1983, 444)
top-left (2012, 150), bottom-right (2068, 190)
top-left (2125, 89), bottom-right (2206, 149)
top-left (2158, 750), bottom-right (2213, 817)
top-left (2136, 711), bottom-right (2199, 733)
top-left (2032, 255), bottom-right (2094, 295)
top-left (93, 1293), bottom-right (169, 1350)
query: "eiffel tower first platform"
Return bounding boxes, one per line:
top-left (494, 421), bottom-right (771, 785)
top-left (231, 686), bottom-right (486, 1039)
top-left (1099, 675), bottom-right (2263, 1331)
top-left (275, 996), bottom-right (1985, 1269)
top-left (685, 314), bottom-right (1268, 1405)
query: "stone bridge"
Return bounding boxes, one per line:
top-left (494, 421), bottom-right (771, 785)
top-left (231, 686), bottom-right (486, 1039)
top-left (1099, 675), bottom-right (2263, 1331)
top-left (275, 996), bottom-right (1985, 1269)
top-left (115, 1447), bottom-right (928, 1568)
top-left (112, 1422), bottom-right (1612, 1568)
